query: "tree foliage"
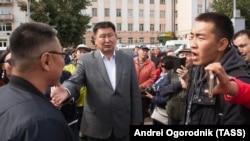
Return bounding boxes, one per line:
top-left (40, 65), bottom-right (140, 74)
top-left (17, 0), bottom-right (91, 47)
top-left (211, 0), bottom-right (250, 29)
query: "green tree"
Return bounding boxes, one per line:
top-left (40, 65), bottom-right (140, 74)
top-left (211, 0), bottom-right (250, 29)
top-left (17, 0), bottom-right (91, 47)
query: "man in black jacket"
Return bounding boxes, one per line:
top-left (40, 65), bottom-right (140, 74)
top-left (0, 22), bottom-right (75, 140)
top-left (184, 12), bottom-right (250, 125)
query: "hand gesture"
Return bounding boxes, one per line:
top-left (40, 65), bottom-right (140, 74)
top-left (176, 66), bottom-right (188, 81)
top-left (204, 62), bottom-right (237, 97)
top-left (50, 83), bottom-right (70, 107)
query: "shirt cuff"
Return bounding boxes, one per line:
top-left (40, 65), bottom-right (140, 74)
top-left (64, 87), bottom-right (74, 102)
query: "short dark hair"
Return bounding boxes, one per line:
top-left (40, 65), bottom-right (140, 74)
top-left (233, 29), bottom-right (250, 40)
top-left (9, 22), bottom-right (57, 71)
top-left (93, 21), bottom-right (116, 35)
top-left (195, 12), bottom-right (234, 42)
top-left (161, 56), bottom-right (175, 70)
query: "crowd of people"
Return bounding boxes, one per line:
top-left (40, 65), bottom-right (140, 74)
top-left (1, 12), bottom-right (250, 141)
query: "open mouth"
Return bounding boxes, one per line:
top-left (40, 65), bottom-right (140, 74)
top-left (191, 51), bottom-right (198, 60)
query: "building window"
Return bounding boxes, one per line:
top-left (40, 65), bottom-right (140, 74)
top-left (139, 24), bottom-right (144, 31)
top-left (104, 8), bottom-right (110, 17)
top-left (116, 23), bottom-right (122, 31)
top-left (175, 24), bottom-right (178, 31)
top-left (128, 23), bottom-right (133, 31)
top-left (150, 24), bottom-right (154, 31)
top-left (82, 38), bottom-right (86, 44)
top-left (0, 39), bottom-right (7, 47)
top-left (150, 10), bottom-right (154, 18)
top-left (0, 7), bottom-right (10, 15)
top-left (150, 0), bottom-right (154, 4)
top-left (174, 11), bottom-right (178, 18)
top-left (139, 0), bottom-right (143, 4)
top-left (139, 10), bottom-right (144, 17)
top-left (0, 23), bottom-right (12, 31)
top-left (139, 38), bottom-right (144, 44)
top-left (160, 11), bottom-right (165, 18)
top-left (92, 8), bottom-right (97, 16)
top-left (117, 38), bottom-right (122, 44)
top-left (128, 38), bottom-right (133, 44)
top-left (117, 9), bottom-right (121, 17)
top-left (150, 38), bottom-right (155, 44)
top-left (159, 24), bottom-right (165, 32)
top-left (197, 5), bottom-right (202, 14)
top-left (160, 0), bottom-right (165, 4)
top-left (128, 9), bottom-right (133, 17)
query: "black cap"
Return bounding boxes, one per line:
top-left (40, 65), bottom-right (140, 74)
top-left (138, 44), bottom-right (150, 50)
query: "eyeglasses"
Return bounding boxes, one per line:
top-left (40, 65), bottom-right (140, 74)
top-left (48, 51), bottom-right (67, 58)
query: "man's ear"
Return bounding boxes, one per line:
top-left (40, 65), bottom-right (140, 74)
top-left (218, 38), bottom-right (229, 51)
top-left (40, 53), bottom-right (50, 71)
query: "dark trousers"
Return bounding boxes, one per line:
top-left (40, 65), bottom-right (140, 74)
top-left (141, 97), bottom-right (150, 124)
top-left (70, 122), bottom-right (80, 141)
top-left (77, 106), bottom-right (84, 131)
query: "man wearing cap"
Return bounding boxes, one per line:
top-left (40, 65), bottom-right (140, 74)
top-left (177, 47), bottom-right (193, 70)
top-left (134, 45), bottom-right (156, 124)
top-left (63, 43), bottom-right (91, 139)
top-left (150, 45), bottom-right (162, 68)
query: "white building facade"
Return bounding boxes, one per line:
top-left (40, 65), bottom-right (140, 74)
top-left (82, 0), bottom-right (214, 48)
top-left (0, 0), bottom-right (215, 49)
top-left (0, 0), bottom-right (26, 50)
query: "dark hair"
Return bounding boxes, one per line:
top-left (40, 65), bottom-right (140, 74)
top-left (0, 47), bottom-right (11, 84)
top-left (9, 22), bottom-right (58, 71)
top-left (195, 12), bottom-right (234, 42)
top-left (93, 21), bottom-right (116, 35)
top-left (233, 29), bottom-right (250, 40)
top-left (161, 56), bottom-right (175, 70)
